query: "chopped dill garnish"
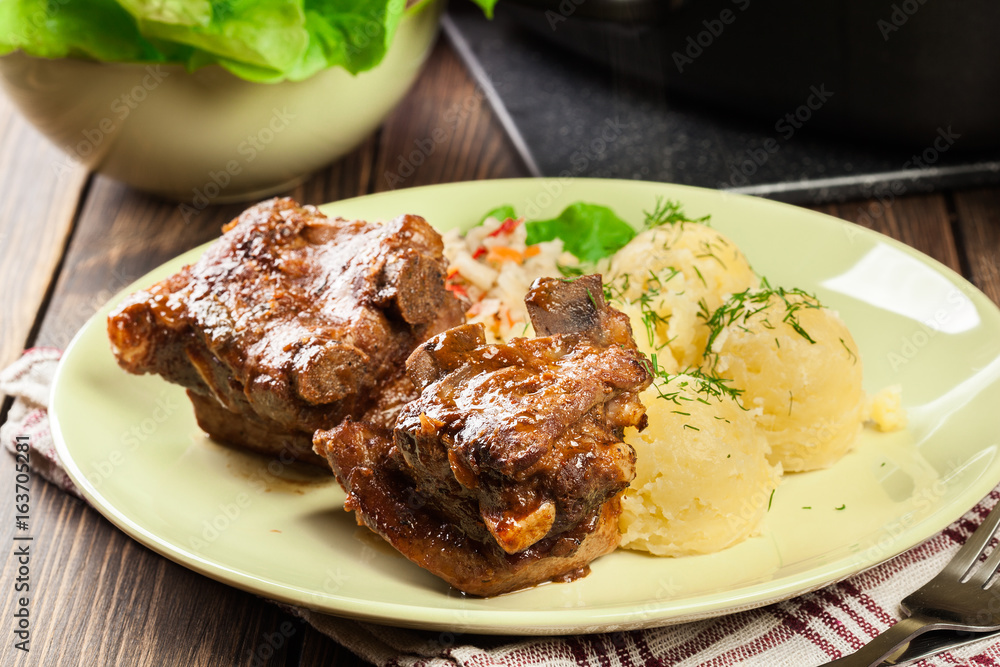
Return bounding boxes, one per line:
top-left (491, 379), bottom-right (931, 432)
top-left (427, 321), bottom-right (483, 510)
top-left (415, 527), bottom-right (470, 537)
top-left (835, 504), bottom-right (846, 511)
top-left (788, 390), bottom-right (794, 416)
top-left (840, 337), bottom-right (858, 364)
top-left (643, 197), bottom-right (711, 228)
top-left (702, 281), bottom-right (825, 357)
top-left (696, 298), bottom-right (712, 323)
top-left (557, 262), bottom-right (585, 277)
top-left (802, 506), bottom-right (812, 510)
top-left (767, 489), bottom-right (776, 511)
top-left (646, 367), bottom-right (745, 410)
top-left (603, 281), bottom-right (620, 302)
top-left (641, 305), bottom-right (671, 349)
top-left (695, 241), bottom-right (727, 269)
top-left (685, 368), bottom-right (745, 403)
top-left (585, 288), bottom-right (599, 310)
top-left (653, 383), bottom-right (692, 405)
top-left (605, 266), bottom-right (682, 351)
top-left (603, 272), bottom-right (632, 303)
top-left (683, 424), bottom-right (700, 431)
top-left (692, 265), bottom-right (707, 288)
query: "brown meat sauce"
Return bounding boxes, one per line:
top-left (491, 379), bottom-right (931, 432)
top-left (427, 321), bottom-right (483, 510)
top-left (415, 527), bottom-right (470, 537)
top-left (108, 197), bottom-right (464, 464)
top-left (315, 275), bottom-right (652, 596)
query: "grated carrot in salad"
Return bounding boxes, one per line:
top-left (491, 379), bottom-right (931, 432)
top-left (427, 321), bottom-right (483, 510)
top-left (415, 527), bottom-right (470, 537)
top-left (487, 246), bottom-right (523, 264)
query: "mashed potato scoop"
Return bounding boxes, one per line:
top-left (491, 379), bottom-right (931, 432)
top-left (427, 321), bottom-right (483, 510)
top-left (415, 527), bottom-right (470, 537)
top-left (607, 223), bottom-right (756, 368)
top-left (619, 373), bottom-right (781, 556)
top-left (704, 287), bottom-right (866, 472)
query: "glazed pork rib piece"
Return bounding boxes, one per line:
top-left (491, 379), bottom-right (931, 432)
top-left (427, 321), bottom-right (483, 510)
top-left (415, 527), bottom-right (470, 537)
top-left (314, 275), bottom-right (652, 595)
top-left (107, 197), bottom-right (464, 465)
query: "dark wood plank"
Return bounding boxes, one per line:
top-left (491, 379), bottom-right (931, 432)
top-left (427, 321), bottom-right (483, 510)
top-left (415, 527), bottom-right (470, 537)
top-left (811, 193), bottom-right (962, 273)
top-left (0, 91), bottom-right (88, 369)
top-left (953, 188), bottom-right (1000, 306)
top-left (32, 177), bottom-right (231, 351)
top-left (372, 39), bottom-right (527, 193)
top-left (291, 135), bottom-right (376, 207)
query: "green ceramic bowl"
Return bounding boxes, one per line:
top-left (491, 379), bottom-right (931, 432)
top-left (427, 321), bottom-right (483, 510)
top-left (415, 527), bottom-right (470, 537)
top-left (0, 0), bottom-right (442, 203)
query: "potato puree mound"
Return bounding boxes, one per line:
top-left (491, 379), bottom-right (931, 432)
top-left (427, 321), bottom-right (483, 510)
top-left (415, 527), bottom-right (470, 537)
top-left (607, 269), bottom-right (692, 376)
top-left (607, 224), bottom-right (757, 368)
top-left (619, 374), bottom-right (781, 556)
top-left (706, 288), bottom-right (866, 472)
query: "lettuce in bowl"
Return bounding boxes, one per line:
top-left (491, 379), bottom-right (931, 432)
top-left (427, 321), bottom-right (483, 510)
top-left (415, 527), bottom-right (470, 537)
top-left (0, 0), bottom-right (498, 82)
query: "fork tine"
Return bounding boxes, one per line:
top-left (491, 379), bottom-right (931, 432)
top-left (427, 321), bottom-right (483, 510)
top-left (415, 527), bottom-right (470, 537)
top-left (970, 534), bottom-right (1000, 588)
top-left (950, 501), bottom-right (1000, 582)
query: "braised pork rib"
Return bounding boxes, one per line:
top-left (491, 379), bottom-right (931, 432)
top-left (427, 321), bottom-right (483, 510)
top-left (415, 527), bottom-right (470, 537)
top-left (314, 275), bottom-right (651, 595)
top-left (107, 197), bottom-right (464, 464)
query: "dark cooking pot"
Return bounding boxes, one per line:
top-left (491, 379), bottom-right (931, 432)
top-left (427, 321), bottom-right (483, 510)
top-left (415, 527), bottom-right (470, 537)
top-left (501, 0), bottom-right (1000, 149)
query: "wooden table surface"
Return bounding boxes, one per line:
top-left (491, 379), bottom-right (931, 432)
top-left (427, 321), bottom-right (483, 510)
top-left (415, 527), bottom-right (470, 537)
top-left (2, 30), bottom-right (999, 667)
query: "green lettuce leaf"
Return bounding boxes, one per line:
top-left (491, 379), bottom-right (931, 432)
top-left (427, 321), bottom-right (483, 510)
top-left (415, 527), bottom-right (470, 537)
top-left (525, 202), bottom-right (637, 263)
top-left (0, 0), bottom-right (163, 61)
top-left (297, 0), bottom-right (406, 76)
top-left (116, 0), bottom-right (213, 27)
top-left (0, 0), bottom-right (499, 82)
top-left (122, 0), bottom-right (310, 73)
top-left (479, 204), bottom-right (516, 225)
top-left (466, 0), bottom-right (496, 18)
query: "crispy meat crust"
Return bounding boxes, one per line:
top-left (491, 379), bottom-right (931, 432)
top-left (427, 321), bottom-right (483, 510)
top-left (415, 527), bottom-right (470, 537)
top-left (315, 275), bottom-right (651, 595)
top-left (107, 197), bottom-right (464, 464)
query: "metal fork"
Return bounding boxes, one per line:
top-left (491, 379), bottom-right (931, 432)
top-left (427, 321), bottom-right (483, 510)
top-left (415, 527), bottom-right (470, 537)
top-left (822, 500), bottom-right (1000, 666)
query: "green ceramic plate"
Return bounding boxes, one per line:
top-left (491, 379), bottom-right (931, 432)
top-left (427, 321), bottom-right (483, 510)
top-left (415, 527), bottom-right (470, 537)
top-left (51, 179), bottom-right (1000, 634)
